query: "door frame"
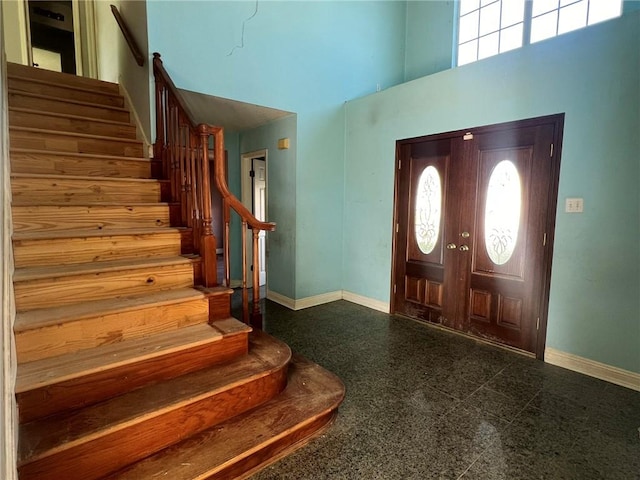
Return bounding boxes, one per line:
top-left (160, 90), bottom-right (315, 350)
top-left (241, 149), bottom-right (268, 290)
top-left (390, 114), bottom-right (564, 359)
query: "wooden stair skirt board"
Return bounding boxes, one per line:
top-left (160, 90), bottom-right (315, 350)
top-left (107, 354), bottom-right (346, 480)
top-left (9, 62), bottom-right (345, 480)
top-left (10, 150), bottom-right (153, 178)
top-left (17, 332), bottom-right (290, 480)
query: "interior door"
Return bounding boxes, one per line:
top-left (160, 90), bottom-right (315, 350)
top-left (392, 116), bottom-right (562, 355)
top-left (252, 158), bottom-right (267, 286)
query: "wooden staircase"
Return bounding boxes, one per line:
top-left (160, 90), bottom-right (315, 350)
top-left (8, 63), bottom-right (344, 480)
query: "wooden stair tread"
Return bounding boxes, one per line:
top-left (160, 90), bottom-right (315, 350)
top-left (16, 320), bottom-right (251, 394)
top-left (18, 332), bottom-right (288, 463)
top-left (10, 148), bottom-right (150, 163)
top-left (13, 226), bottom-right (187, 241)
top-left (8, 89), bottom-right (129, 113)
top-left (7, 63), bottom-right (120, 94)
top-left (11, 172), bottom-right (164, 184)
top-left (8, 74), bottom-right (123, 101)
top-left (108, 354), bottom-right (345, 480)
top-left (13, 288), bottom-right (219, 332)
top-left (9, 107), bottom-right (134, 128)
top-left (14, 255), bottom-right (193, 282)
top-left (9, 126), bottom-right (144, 146)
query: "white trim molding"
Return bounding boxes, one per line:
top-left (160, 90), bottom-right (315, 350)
top-left (342, 291), bottom-right (390, 313)
top-left (266, 289), bottom-right (389, 313)
top-left (545, 348), bottom-right (640, 392)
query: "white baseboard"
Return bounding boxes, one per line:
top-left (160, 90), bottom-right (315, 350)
top-left (342, 291), bottom-right (390, 313)
top-left (118, 79), bottom-right (151, 155)
top-left (266, 290), bottom-right (296, 309)
top-left (545, 348), bottom-right (640, 391)
top-left (266, 289), bottom-right (389, 313)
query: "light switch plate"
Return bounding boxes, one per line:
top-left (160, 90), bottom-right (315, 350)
top-left (565, 197), bottom-right (584, 213)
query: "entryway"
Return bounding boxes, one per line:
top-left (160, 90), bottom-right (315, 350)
top-left (241, 150), bottom-right (268, 293)
top-left (391, 115), bottom-right (564, 357)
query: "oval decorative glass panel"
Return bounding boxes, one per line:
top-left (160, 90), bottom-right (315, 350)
top-left (415, 166), bottom-right (442, 254)
top-left (484, 160), bottom-right (521, 265)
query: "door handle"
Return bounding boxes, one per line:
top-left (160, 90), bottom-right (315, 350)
top-left (459, 245), bottom-right (469, 252)
top-left (446, 243), bottom-right (457, 250)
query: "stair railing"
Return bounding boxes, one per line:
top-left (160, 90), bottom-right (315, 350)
top-left (152, 53), bottom-right (275, 326)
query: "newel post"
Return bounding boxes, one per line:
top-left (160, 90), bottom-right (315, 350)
top-left (198, 124), bottom-right (218, 287)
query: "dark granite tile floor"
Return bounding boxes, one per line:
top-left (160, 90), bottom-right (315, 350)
top-left (235, 297), bottom-right (640, 480)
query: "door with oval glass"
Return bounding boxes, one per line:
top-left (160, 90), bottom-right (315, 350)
top-left (391, 115), bottom-right (563, 356)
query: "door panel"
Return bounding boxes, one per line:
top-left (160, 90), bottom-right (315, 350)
top-left (393, 117), bottom-right (562, 355)
top-left (394, 139), bottom-right (454, 325)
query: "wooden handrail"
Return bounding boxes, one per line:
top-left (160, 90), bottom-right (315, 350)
top-left (111, 5), bottom-right (145, 67)
top-left (153, 53), bottom-right (274, 327)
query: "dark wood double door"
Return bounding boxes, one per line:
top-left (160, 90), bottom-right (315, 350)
top-left (391, 115), bottom-right (563, 356)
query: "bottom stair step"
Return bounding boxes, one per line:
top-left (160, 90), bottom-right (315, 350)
top-left (18, 332), bottom-right (291, 480)
top-left (108, 353), bottom-right (346, 480)
top-left (16, 319), bottom-right (251, 423)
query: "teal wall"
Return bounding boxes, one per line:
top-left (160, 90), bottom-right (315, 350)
top-left (239, 115), bottom-right (298, 297)
top-left (147, 0), bottom-right (406, 300)
top-left (344, 12), bottom-right (640, 373)
top-left (404, 0), bottom-right (455, 81)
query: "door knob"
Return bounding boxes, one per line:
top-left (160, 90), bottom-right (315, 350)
top-left (459, 245), bottom-right (469, 252)
top-left (446, 243), bottom-right (457, 250)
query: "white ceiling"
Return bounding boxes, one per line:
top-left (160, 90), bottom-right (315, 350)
top-left (178, 89), bottom-right (293, 133)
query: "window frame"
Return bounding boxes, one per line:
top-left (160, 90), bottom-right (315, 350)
top-left (455, 0), bottom-right (623, 67)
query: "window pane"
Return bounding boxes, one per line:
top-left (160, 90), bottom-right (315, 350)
top-left (415, 166), bottom-right (442, 255)
top-left (500, 23), bottom-right (523, 53)
top-left (484, 160), bottom-right (521, 266)
top-left (479, 2), bottom-right (501, 36)
top-left (588, 0), bottom-right (622, 25)
top-left (559, 0), bottom-right (579, 6)
top-left (459, 11), bottom-right (480, 43)
top-left (458, 40), bottom-right (478, 66)
top-left (531, 10), bottom-right (558, 43)
top-left (532, 0), bottom-right (559, 16)
top-left (481, 0), bottom-right (498, 6)
top-left (558, 1), bottom-right (587, 34)
top-left (501, 0), bottom-right (525, 27)
top-left (478, 32), bottom-right (500, 60)
top-left (460, 0), bottom-right (480, 16)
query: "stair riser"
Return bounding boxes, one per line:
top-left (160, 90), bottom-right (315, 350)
top-left (14, 263), bottom-right (194, 311)
top-left (11, 177), bottom-right (166, 205)
top-left (13, 231), bottom-right (189, 268)
top-left (9, 110), bottom-right (137, 139)
top-left (15, 297), bottom-right (210, 365)
top-left (9, 92), bottom-right (130, 123)
top-left (12, 205), bottom-right (171, 233)
top-left (8, 64), bottom-right (120, 95)
top-left (17, 329), bottom-right (248, 423)
top-left (10, 130), bottom-right (144, 157)
top-left (11, 151), bottom-right (152, 178)
top-left (212, 413), bottom-right (336, 480)
top-left (8, 77), bottom-right (124, 107)
top-left (18, 367), bottom-right (287, 480)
